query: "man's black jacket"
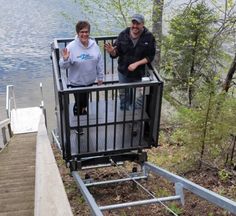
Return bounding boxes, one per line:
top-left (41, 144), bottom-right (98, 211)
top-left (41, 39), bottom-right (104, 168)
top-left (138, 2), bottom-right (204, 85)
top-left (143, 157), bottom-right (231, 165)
top-left (112, 26), bottom-right (156, 79)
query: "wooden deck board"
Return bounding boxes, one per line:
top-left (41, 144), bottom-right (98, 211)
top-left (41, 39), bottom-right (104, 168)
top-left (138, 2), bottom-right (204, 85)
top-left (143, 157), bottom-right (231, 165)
top-left (0, 133), bottom-right (36, 216)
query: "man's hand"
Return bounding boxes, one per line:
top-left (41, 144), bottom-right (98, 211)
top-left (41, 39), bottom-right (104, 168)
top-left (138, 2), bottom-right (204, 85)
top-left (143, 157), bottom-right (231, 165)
top-left (128, 58), bottom-right (148, 72)
top-left (104, 43), bottom-right (117, 56)
top-left (61, 48), bottom-right (70, 61)
top-left (128, 62), bottom-right (138, 72)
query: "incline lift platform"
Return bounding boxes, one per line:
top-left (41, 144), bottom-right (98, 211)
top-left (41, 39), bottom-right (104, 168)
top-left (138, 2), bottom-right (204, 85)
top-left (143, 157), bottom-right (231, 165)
top-left (51, 36), bottom-right (236, 215)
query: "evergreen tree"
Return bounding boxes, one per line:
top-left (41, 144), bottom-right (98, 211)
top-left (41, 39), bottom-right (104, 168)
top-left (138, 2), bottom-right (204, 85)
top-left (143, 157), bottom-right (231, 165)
top-left (171, 79), bottom-right (236, 168)
top-left (162, 2), bottom-right (225, 107)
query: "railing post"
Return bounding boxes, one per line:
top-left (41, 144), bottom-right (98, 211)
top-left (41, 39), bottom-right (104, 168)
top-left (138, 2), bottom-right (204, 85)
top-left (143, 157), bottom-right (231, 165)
top-left (175, 182), bottom-right (185, 205)
top-left (6, 85), bottom-right (17, 119)
top-left (0, 119), bottom-right (11, 151)
top-left (39, 83), bottom-right (47, 128)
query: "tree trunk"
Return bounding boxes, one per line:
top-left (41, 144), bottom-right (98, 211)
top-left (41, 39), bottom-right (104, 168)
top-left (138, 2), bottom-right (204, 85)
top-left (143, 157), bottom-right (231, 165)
top-left (152, 0), bottom-right (164, 71)
top-left (223, 53), bottom-right (236, 92)
top-left (199, 92), bottom-right (213, 169)
top-left (188, 32), bottom-right (199, 107)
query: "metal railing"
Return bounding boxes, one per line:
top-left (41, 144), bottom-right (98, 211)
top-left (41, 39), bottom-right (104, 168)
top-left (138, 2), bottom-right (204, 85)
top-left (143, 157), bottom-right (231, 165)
top-left (6, 85), bottom-right (16, 119)
top-left (3, 83), bottom-right (46, 138)
top-left (0, 118), bottom-right (12, 152)
top-left (0, 85), bottom-right (15, 151)
top-left (39, 82), bottom-right (47, 128)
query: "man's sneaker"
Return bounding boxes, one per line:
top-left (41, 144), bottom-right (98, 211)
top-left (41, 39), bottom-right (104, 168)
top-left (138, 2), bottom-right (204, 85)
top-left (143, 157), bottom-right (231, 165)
top-left (75, 128), bottom-right (84, 135)
top-left (120, 105), bottom-right (130, 111)
top-left (73, 104), bottom-right (78, 116)
top-left (132, 130), bottom-right (137, 137)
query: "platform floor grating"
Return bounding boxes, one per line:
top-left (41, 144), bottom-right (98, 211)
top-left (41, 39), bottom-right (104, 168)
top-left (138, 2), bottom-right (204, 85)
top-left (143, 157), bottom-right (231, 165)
top-left (67, 101), bottom-right (150, 155)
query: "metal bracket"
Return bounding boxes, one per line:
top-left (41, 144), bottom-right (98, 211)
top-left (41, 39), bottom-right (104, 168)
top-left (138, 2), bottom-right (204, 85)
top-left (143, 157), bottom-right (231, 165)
top-left (144, 162), bottom-right (236, 214)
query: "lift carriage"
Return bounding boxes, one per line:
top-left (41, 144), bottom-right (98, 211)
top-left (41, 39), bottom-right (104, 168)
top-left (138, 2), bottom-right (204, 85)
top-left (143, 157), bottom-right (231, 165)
top-left (51, 36), bottom-right (163, 170)
top-left (51, 37), bottom-right (236, 215)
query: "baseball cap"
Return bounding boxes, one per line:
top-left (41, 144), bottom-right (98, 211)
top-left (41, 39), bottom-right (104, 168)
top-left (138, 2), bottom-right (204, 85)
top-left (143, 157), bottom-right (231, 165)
top-left (131, 14), bottom-right (144, 24)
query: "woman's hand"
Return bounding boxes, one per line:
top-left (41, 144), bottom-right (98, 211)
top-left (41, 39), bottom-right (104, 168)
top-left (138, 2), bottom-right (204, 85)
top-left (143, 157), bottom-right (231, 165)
top-left (61, 48), bottom-right (70, 61)
top-left (97, 80), bottom-right (103, 86)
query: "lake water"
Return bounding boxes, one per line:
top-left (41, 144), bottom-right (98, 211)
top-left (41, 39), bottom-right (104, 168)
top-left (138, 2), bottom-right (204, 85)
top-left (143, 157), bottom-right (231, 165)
top-left (0, 0), bottom-right (93, 131)
top-left (0, 0), bottom-right (200, 132)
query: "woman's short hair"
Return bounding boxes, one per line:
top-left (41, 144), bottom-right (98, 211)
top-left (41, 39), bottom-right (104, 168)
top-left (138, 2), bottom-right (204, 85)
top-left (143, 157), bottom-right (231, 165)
top-left (76, 21), bottom-right (90, 33)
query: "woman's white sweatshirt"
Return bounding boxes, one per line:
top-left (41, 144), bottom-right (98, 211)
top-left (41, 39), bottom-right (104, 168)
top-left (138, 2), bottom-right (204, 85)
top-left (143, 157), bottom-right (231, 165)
top-left (59, 37), bottom-right (104, 86)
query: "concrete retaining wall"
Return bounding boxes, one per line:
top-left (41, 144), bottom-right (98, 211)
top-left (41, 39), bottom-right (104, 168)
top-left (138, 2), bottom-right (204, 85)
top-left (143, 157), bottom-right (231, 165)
top-left (34, 114), bottom-right (73, 216)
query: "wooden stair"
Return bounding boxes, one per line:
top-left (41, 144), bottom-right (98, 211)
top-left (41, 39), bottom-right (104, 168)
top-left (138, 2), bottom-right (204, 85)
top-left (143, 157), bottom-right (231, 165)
top-left (0, 133), bottom-right (37, 216)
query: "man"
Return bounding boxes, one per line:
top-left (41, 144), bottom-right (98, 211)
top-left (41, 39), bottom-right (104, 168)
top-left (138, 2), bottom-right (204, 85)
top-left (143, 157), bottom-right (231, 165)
top-left (105, 14), bottom-right (156, 110)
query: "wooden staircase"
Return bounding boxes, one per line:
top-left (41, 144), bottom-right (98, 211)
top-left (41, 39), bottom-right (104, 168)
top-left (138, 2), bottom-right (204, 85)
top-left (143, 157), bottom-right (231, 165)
top-left (0, 133), bottom-right (37, 216)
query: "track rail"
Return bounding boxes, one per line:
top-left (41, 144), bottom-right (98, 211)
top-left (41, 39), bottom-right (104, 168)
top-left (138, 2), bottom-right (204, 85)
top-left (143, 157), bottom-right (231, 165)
top-left (69, 161), bottom-right (236, 215)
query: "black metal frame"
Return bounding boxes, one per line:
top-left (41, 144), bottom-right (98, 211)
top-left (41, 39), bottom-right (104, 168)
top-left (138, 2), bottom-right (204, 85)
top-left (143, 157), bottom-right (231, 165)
top-left (51, 36), bottom-right (163, 170)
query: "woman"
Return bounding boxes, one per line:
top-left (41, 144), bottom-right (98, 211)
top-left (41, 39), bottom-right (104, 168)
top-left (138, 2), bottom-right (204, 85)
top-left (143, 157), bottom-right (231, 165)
top-left (60, 20), bottom-right (104, 117)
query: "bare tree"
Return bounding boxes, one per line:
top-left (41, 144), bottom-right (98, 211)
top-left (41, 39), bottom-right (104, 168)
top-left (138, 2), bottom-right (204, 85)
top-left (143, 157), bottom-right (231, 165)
top-left (152, 0), bottom-right (164, 70)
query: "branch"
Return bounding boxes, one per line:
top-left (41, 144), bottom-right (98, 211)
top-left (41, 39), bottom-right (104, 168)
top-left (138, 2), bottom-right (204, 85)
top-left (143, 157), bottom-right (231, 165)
top-left (117, 0), bottom-right (128, 26)
top-left (197, 2), bottom-right (236, 76)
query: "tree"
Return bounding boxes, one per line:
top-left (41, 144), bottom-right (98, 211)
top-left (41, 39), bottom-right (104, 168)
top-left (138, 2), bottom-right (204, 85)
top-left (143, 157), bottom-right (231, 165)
top-left (223, 53), bottom-right (236, 92)
top-left (72, 0), bottom-right (154, 34)
top-left (162, 2), bottom-right (225, 107)
top-left (161, 0), bottom-right (236, 169)
top-left (152, 0), bottom-right (164, 69)
top-left (171, 80), bottom-right (236, 168)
